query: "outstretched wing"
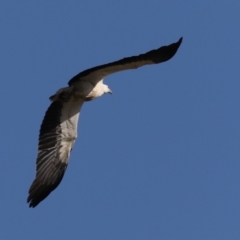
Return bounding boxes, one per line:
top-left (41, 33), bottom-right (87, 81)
top-left (27, 99), bottom-right (84, 208)
top-left (68, 37), bottom-right (182, 86)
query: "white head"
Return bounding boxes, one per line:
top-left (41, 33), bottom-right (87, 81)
top-left (103, 84), bottom-right (112, 95)
top-left (86, 80), bottom-right (112, 100)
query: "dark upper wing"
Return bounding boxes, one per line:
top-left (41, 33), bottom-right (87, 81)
top-left (27, 99), bottom-right (84, 208)
top-left (68, 37), bottom-right (182, 86)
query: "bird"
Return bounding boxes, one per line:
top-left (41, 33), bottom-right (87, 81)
top-left (27, 37), bottom-right (183, 208)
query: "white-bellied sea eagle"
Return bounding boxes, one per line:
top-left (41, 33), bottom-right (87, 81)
top-left (27, 37), bottom-right (183, 207)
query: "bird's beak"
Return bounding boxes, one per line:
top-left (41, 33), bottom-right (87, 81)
top-left (108, 89), bottom-right (113, 95)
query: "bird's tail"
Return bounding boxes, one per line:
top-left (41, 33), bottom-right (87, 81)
top-left (49, 86), bottom-right (74, 102)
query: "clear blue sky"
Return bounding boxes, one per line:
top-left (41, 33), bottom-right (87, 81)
top-left (1, 1), bottom-right (240, 239)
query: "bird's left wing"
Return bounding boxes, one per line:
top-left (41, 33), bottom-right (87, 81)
top-left (27, 99), bottom-right (84, 208)
top-left (68, 37), bottom-right (182, 86)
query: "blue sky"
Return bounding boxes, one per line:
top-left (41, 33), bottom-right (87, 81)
top-left (1, 1), bottom-right (240, 239)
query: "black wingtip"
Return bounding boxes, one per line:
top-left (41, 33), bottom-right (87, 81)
top-left (153, 36), bottom-right (183, 64)
top-left (27, 166), bottom-right (66, 208)
top-left (177, 37), bottom-right (183, 47)
top-left (174, 37), bottom-right (183, 52)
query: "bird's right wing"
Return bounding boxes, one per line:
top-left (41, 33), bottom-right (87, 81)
top-left (68, 37), bottom-right (182, 86)
top-left (27, 98), bottom-right (84, 208)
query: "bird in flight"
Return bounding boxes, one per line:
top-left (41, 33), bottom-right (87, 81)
top-left (27, 37), bottom-right (183, 208)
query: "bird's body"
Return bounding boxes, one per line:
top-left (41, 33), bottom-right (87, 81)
top-left (27, 38), bottom-right (183, 207)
